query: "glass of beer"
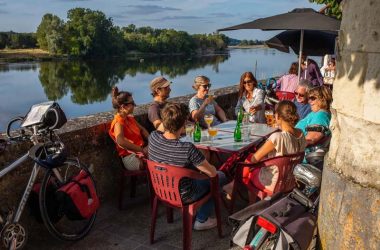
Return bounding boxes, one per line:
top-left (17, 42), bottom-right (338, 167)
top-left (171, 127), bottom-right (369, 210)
top-left (204, 114), bottom-right (214, 128)
top-left (185, 123), bottom-right (194, 141)
top-left (265, 110), bottom-right (275, 127)
top-left (208, 127), bottom-right (218, 145)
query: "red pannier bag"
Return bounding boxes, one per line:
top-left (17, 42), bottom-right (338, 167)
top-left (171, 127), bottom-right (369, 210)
top-left (56, 170), bottom-right (99, 220)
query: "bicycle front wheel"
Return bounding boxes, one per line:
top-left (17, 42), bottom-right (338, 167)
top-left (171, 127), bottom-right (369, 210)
top-left (39, 159), bottom-right (97, 241)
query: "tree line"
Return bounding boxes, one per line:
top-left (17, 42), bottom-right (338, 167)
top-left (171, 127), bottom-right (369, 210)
top-left (1, 8), bottom-right (227, 58)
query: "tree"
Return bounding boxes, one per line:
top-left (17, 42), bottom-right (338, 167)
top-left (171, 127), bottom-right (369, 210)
top-left (309, 0), bottom-right (343, 19)
top-left (36, 14), bottom-right (65, 54)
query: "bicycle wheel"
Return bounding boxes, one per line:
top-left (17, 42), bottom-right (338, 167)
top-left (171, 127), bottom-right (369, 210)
top-left (39, 158), bottom-right (97, 241)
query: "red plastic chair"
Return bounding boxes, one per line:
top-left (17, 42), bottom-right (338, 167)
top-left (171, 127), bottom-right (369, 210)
top-left (275, 91), bottom-right (296, 101)
top-left (146, 160), bottom-right (222, 250)
top-left (229, 152), bottom-right (304, 212)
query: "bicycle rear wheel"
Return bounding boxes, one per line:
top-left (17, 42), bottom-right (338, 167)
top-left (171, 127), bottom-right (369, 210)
top-left (39, 159), bottom-right (97, 241)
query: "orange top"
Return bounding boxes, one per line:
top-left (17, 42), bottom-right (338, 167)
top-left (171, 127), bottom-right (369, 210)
top-left (109, 114), bottom-right (144, 157)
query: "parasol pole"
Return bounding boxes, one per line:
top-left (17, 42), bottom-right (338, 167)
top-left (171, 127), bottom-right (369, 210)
top-left (298, 29), bottom-right (304, 81)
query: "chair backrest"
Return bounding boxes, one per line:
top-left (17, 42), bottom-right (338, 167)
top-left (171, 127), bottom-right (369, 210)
top-left (275, 91), bottom-right (295, 101)
top-left (260, 152), bottom-right (305, 194)
top-left (146, 160), bottom-right (208, 208)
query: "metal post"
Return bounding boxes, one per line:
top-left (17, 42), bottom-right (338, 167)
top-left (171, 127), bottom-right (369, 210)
top-left (298, 30), bottom-right (304, 81)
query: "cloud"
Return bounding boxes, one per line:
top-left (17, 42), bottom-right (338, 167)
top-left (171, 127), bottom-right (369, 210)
top-left (142, 15), bottom-right (204, 22)
top-left (0, 10), bottom-right (8, 14)
top-left (123, 5), bottom-right (181, 15)
top-left (209, 12), bottom-right (235, 18)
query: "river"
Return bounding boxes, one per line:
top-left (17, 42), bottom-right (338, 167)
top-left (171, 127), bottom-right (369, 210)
top-left (0, 48), bottom-right (313, 131)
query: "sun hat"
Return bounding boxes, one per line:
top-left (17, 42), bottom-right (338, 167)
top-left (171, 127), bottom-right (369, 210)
top-left (150, 76), bottom-right (171, 92)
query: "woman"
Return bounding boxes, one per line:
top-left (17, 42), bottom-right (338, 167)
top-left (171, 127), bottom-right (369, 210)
top-left (235, 72), bottom-right (265, 123)
top-left (109, 87), bottom-right (149, 170)
top-left (295, 86), bottom-right (332, 146)
top-left (277, 62), bottom-right (299, 93)
top-left (224, 101), bottom-right (306, 201)
top-left (189, 75), bottom-right (228, 127)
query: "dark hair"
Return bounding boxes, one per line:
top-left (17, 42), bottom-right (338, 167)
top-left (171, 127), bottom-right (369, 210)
top-left (308, 86), bottom-right (333, 112)
top-left (275, 100), bottom-right (299, 127)
top-left (161, 103), bottom-right (189, 133)
top-left (111, 87), bottom-right (132, 110)
top-left (238, 72), bottom-right (258, 99)
top-left (289, 62), bottom-right (298, 75)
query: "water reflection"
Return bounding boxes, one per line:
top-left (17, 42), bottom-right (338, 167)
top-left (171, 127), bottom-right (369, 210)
top-left (38, 54), bottom-right (229, 104)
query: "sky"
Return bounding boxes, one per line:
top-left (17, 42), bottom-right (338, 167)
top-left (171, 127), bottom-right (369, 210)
top-left (0, 0), bottom-right (321, 40)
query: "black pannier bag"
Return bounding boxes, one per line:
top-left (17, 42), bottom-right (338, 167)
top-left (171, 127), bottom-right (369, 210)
top-left (229, 192), bottom-right (317, 250)
top-left (56, 170), bottom-right (99, 220)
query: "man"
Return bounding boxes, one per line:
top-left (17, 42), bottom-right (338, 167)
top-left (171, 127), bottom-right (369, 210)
top-left (294, 79), bottom-right (313, 119)
top-left (148, 103), bottom-right (228, 230)
top-left (301, 55), bottom-right (324, 87)
top-left (148, 76), bottom-right (171, 132)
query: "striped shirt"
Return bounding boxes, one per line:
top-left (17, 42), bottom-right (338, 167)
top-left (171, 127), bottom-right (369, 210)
top-left (148, 131), bottom-right (205, 202)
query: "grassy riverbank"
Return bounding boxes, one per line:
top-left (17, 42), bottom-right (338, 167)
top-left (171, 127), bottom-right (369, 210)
top-left (0, 49), bottom-right (62, 62)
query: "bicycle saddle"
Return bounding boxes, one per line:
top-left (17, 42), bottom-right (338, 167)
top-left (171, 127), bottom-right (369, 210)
top-left (29, 141), bottom-right (67, 169)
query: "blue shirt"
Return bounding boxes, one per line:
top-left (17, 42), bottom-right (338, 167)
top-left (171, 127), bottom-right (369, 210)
top-left (296, 110), bottom-right (331, 135)
top-left (294, 101), bottom-right (312, 120)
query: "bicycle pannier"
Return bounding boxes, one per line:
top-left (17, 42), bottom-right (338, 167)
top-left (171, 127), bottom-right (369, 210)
top-left (56, 170), bottom-right (99, 220)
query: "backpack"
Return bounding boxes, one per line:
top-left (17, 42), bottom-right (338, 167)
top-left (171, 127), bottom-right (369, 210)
top-left (229, 193), bottom-right (317, 250)
top-left (56, 170), bottom-right (99, 220)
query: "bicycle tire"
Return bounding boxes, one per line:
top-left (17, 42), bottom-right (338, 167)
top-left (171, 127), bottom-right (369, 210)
top-left (39, 158), bottom-right (97, 241)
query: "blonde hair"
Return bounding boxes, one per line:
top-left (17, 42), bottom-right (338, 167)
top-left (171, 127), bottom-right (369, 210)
top-left (192, 75), bottom-right (210, 90)
top-left (308, 86), bottom-right (333, 112)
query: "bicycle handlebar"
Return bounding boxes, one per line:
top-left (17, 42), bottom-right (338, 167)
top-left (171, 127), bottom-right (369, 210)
top-left (6, 116), bottom-right (29, 141)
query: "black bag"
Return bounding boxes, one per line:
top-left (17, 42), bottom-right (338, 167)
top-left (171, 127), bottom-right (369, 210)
top-left (230, 193), bottom-right (317, 250)
top-left (43, 102), bottom-right (67, 130)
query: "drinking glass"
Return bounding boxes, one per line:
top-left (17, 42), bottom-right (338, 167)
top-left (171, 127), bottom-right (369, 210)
top-left (265, 110), bottom-right (275, 127)
top-left (204, 114), bottom-right (214, 128)
top-left (185, 123), bottom-right (194, 141)
top-left (208, 127), bottom-right (218, 145)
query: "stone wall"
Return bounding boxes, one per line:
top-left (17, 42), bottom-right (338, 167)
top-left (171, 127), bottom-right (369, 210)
top-left (0, 85), bottom-right (239, 210)
top-left (318, 0), bottom-right (380, 249)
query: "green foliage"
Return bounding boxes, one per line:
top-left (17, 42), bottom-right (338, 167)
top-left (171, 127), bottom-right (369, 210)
top-left (36, 14), bottom-right (65, 54)
top-left (309, 0), bottom-right (342, 19)
top-left (0, 32), bottom-right (37, 49)
top-left (238, 39), bottom-right (263, 46)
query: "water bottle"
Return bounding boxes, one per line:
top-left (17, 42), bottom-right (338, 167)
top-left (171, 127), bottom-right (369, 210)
top-left (193, 122), bottom-right (201, 142)
top-left (234, 122), bottom-right (242, 142)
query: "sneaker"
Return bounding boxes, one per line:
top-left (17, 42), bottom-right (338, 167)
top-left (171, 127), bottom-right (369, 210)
top-left (193, 217), bottom-right (217, 231)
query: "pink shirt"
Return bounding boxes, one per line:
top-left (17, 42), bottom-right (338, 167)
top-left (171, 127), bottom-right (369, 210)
top-left (278, 74), bottom-right (299, 93)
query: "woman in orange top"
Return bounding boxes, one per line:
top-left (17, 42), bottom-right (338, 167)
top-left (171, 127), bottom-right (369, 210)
top-left (109, 87), bottom-right (149, 170)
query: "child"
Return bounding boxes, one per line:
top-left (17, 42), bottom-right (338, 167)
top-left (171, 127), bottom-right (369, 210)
top-left (109, 87), bottom-right (149, 170)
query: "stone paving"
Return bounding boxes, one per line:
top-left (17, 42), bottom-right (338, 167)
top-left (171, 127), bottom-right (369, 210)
top-left (25, 183), bottom-right (244, 250)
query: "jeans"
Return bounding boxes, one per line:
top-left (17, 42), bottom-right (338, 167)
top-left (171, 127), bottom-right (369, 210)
top-left (188, 171), bottom-right (228, 223)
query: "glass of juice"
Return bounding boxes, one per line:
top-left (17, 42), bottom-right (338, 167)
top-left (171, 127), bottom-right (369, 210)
top-left (185, 123), bottom-right (194, 141)
top-left (208, 127), bottom-right (218, 145)
top-left (204, 114), bottom-right (214, 128)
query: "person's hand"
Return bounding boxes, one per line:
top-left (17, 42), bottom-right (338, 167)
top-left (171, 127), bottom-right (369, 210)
top-left (204, 95), bottom-right (213, 105)
top-left (142, 146), bottom-right (149, 157)
top-left (249, 106), bottom-right (257, 115)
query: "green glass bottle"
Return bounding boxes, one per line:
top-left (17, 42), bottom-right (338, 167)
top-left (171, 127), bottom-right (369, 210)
top-left (234, 122), bottom-right (242, 142)
top-left (237, 106), bottom-right (243, 124)
top-left (193, 122), bottom-right (201, 142)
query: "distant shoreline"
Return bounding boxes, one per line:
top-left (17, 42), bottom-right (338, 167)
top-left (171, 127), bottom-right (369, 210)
top-left (228, 45), bottom-right (267, 49)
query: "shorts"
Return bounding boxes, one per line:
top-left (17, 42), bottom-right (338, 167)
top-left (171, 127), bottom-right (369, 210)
top-left (121, 153), bottom-right (141, 171)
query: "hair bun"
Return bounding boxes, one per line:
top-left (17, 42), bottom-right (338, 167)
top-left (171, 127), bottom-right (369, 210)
top-left (112, 87), bottom-right (119, 98)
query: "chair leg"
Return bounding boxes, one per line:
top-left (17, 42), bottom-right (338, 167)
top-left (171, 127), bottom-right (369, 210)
top-left (214, 194), bottom-right (223, 238)
top-left (229, 179), bottom-right (239, 214)
top-left (150, 197), bottom-right (159, 244)
top-left (182, 207), bottom-right (193, 250)
top-left (166, 207), bottom-right (174, 223)
top-left (130, 175), bottom-right (137, 198)
top-left (119, 174), bottom-right (126, 210)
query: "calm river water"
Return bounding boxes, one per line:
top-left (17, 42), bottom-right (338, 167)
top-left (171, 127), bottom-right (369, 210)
top-left (0, 48), bottom-right (308, 131)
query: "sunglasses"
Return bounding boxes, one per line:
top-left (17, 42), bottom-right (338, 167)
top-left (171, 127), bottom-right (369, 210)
top-left (308, 96), bottom-right (317, 101)
top-left (201, 84), bottom-right (211, 89)
top-left (124, 101), bottom-right (136, 106)
top-left (294, 91), bottom-right (305, 98)
top-left (243, 80), bottom-right (254, 84)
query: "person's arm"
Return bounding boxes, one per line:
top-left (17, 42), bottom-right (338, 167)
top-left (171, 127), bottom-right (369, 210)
top-left (148, 104), bottom-right (164, 131)
top-left (214, 103), bottom-right (228, 122)
top-left (136, 121), bottom-right (150, 140)
top-left (305, 131), bottom-right (324, 146)
top-left (196, 159), bottom-right (217, 177)
top-left (114, 122), bottom-right (144, 153)
top-left (249, 89), bottom-right (265, 114)
top-left (250, 140), bottom-right (275, 163)
top-left (190, 97), bottom-right (213, 122)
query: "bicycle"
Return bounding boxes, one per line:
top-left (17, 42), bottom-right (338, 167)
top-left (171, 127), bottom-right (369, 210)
top-left (0, 102), bottom-right (97, 250)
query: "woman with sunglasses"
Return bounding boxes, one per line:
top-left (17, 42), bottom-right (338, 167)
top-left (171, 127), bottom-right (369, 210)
top-left (235, 72), bottom-right (265, 123)
top-left (295, 86), bottom-right (332, 146)
top-left (189, 75), bottom-right (228, 127)
top-left (109, 87), bottom-right (149, 170)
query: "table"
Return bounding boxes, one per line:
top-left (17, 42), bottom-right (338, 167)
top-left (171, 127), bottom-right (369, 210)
top-left (184, 120), bottom-right (278, 154)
